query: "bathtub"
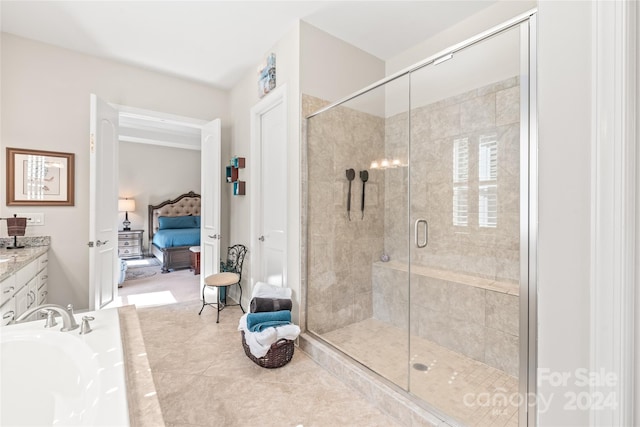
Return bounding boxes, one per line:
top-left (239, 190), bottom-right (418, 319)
top-left (0, 307), bottom-right (129, 426)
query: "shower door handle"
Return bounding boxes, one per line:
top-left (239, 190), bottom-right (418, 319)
top-left (415, 219), bottom-right (428, 248)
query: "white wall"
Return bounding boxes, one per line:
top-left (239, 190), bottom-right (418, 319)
top-left (228, 23), bottom-right (301, 318)
top-left (299, 21), bottom-right (385, 105)
top-left (119, 141), bottom-right (201, 252)
top-left (0, 33), bottom-right (230, 310)
top-left (537, 2), bottom-right (592, 425)
top-left (226, 20), bottom-right (385, 327)
top-left (385, 0), bottom-right (536, 75)
top-left (637, 4), bottom-right (640, 421)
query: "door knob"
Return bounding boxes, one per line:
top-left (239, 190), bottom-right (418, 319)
top-left (96, 240), bottom-right (109, 247)
top-left (258, 236), bottom-right (265, 242)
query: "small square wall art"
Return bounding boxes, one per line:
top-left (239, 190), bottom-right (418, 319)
top-left (258, 53), bottom-right (276, 98)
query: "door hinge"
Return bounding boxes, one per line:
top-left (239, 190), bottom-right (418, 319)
top-left (87, 241), bottom-right (94, 247)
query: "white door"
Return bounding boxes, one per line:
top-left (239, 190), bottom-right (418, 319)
top-left (200, 119), bottom-right (222, 297)
top-left (89, 94), bottom-right (119, 310)
top-left (251, 85), bottom-right (287, 287)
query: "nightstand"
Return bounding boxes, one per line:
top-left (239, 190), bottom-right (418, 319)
top-left (118, 230), bottom-right (144, 259)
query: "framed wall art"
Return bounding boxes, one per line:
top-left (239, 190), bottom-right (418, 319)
top-left (6, 147), bottom-right (75, 206)
top-left (258, 53), bottom-right (276, 98)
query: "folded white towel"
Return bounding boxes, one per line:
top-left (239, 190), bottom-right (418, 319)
top-left (239, 313), bottom-right (248, 331)
top-left (245, 328), bottom-right (277, 358)
top-left (252, 281), bottom-right (292, 299)
top-left (276, 324), bottom-right (300, 341)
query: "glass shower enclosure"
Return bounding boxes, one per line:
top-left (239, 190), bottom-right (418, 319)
top-left (305, 13), bottom-right (535, 427)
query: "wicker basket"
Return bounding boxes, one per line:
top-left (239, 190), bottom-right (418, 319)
top-left (241, 331), bottom-right (294, 368)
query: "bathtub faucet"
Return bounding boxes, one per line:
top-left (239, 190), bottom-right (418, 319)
top-left (14, 304), bottom-right (79, 331)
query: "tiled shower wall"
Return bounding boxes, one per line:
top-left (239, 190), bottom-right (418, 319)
top-left (372, 261), bottom-right (520, 376)
top-left (305, 77), bottom-right (521, 375)
top-left (384, 76), bottom-right (521, 283)
top-left (378, 76), bottom-right (521, 375)
top-left (304, 95), bottom-right (385, 334)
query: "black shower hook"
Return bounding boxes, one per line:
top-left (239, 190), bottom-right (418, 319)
top-left (359, 170), bottom-right (368, 220)
top-left (346, 169), bottom-right (355, 221)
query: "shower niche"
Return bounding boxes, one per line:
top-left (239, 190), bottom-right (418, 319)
top-left (305, 18), bottom-right (533, 427)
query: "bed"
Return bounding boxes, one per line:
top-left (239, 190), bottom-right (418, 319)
top-left (148, 191), bottom-right (201, 273)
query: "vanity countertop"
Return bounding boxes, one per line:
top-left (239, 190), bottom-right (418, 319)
top-left (0, 245), bottom-right (49, 282)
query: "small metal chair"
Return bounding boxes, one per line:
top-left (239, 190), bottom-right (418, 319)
top-left (198, 244), bottom-right (247, 323)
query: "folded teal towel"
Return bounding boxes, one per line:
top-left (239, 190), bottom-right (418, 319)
top-left (246, 310), bottom-right (291, 332)
top-left (248, 320), bottom-right (291, 332)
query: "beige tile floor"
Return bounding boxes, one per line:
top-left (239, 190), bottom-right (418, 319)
top-left (322, 319), bottom-right (519, 427)
top-left (113, 263), bottom-right (516, 426)
top-left (136, 301), bottom-right (402, 427)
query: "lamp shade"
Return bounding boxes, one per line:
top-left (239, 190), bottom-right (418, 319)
top-left (118, 198), bottom-right (136, 212)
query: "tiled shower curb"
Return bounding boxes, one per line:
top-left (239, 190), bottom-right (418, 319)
top-left (299, 333), bottom-right (455, 427)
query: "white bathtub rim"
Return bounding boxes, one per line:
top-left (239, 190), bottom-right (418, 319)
top-left (0, 307), bottom-right (130, 426)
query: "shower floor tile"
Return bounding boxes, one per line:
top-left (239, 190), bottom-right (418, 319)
top-left (322, 318), bottom-right (519, 427)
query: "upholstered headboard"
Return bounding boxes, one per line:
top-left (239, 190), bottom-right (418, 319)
top-left (148, 191), bottom-right (201, 240)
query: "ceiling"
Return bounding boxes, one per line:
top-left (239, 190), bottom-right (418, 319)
top-left (0, 1), bottom-right (497, 90)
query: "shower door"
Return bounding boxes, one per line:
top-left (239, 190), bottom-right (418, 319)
top-left (305, 74), bottom-right (412, 389)
top-left (407, 24), bottom-right (525, 425)
top-left (305, 14), bottom-right (534, 427)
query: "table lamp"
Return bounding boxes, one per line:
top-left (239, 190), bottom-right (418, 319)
top-left (118, 198), bottom-right (135, 231)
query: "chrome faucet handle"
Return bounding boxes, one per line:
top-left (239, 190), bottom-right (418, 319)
top-left (79, 316), bottom-right (94, 335)
top-left (40, 309), bottom-right (58, 328)
top-left (64, 303), bottom-right (79, 331)
top-left (15, 304), bottom-right (78, 331)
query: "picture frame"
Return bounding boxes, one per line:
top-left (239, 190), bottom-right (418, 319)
top-left (258, 53), bottom-right (276, 98)
top-left (6, 147), bottom-right (75, 206)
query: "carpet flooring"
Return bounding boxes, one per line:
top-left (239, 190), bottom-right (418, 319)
top-left (124, 257), bottom-right (162, 281)
top-left (125, 265), bottom-right (159, 281)
top-left (109, 259), bottom-right (200, 309)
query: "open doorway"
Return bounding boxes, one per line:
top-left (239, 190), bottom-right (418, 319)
top-left (117, 107), bottom-right (204, 308)
top-left (91, 101), bottom-right (224, 310)
top-left (117, 107), bottom-right (205, 257)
